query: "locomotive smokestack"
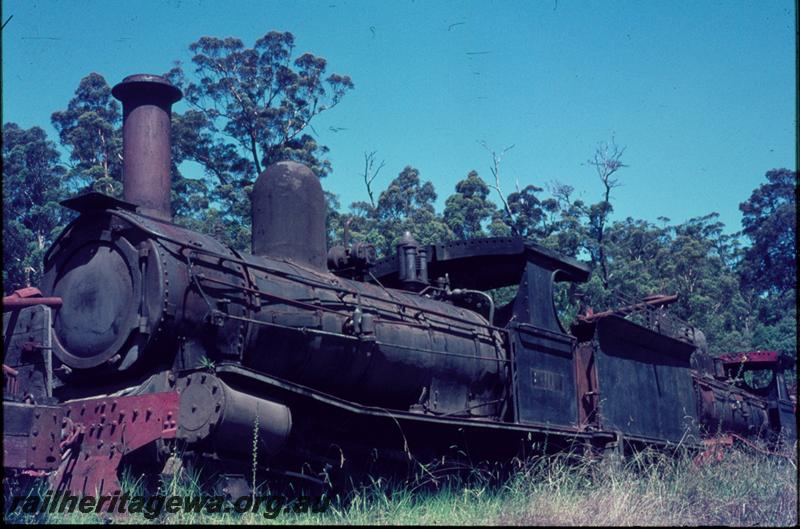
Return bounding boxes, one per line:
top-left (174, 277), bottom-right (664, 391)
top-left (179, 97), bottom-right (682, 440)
top-left (112, 74), bottom-right (182, 220)
top-left (252, 161), bottom-right (327, 270)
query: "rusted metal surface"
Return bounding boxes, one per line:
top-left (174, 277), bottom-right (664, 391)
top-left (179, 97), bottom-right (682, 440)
top-left (3, 287), bottom-right (62, 309)
top-left (718, 350), bottom-right (781, 365)
top-left (583, 316), bottom-right (700, 443)
top-left (176, 372), bottom-right (292, 457)
top-left (327, 241), bottom-right (377, 279)
top-left (111, 74), bottom-right (182, 221)
top-left (511, 321), bottom-right (577, 427)
top-left (574, 341), bottom-right (599, 429)
top-left (40, 214), bottom-right (152, 371)
top-left (576, 294), bottom-right (677, 323)
top-left (693, 432), bottom-right (795, 466)
top-left (3, 304), bottom-right (54, 402)
top-left (237, 245), bottom-right (508, 416)
top-left (693, 373), bottom-right (771, 437)
top-left (3, 402), bottom-right (63, 470)
top-left (52, 391), bottom-right (179, 495)
top-left (693, 434), bottom-right (733, 465)
top-left (2, 297), bottom-right (63, 309)
top-left (693, 349), bottom-right (795, 442)
top-left (30, 189), bottom-right (793, 477)
top-left (41, 201), bottom-right (509, 417)
top-left (251, 161), bottom-right (328, 270)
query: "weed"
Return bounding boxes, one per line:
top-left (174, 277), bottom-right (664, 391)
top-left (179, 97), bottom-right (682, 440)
top-left (3, 445), bottom-right (796, 525)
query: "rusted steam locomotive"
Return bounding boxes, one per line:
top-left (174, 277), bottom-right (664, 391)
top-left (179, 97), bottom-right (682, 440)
top-left (3, 74), bottom-right (796, 496)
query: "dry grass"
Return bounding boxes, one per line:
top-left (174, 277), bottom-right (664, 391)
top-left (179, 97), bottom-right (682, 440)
top-left (5, 445), bottom-right (797, 525)
top-left (495, 448), bottom-right (798, 526)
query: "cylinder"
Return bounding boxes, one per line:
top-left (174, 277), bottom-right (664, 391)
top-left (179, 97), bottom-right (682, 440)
top-left (251, 161), bottom-right (327, 270)
top-left (111, 74), bottom-right (182, 220)
top-left (177, 373), bottom-right (292, 458)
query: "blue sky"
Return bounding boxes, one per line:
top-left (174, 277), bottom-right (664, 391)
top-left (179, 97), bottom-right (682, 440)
top-left (2, 0), bottom-right (796, 233)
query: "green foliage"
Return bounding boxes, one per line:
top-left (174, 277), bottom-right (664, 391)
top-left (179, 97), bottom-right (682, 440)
top-left (739, 169), bottom-right (797, 297)
top-left (584, 213), bottom-right (752, 354)
top-left (50, 73), bottom-right (122, 195)
top-left (750, 292), bottom-right (797, 362)
top-left (374, 166), bottom-right (438, 223)
top-left (735, 169), bottom-right (797, 361)
top-left (443, 170), bottom-right (496, 239)
top-left (172, 32), bottom-right (353, 178)
top-left (198, 355), bottom-right (216, 370)
top-left (492, 184), bottom-right (561, 241)
top-left (2, 123), bottom-right (69, 292)
top-left (162, 31), bottom-right (354, 250)
top-left (333, 166), bottom-right (453, 257)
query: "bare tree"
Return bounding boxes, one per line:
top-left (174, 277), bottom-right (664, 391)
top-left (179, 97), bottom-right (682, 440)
top-left (589, 137), bottom-right (626, 201)
top-left (587, 136), bottom-right (627, 288)
top-left (362, 150), bottom-right (386, 208)
top-left (478, 140), bottom-right (518, 235)
top-left (549, 181), bottom-right (576, 210)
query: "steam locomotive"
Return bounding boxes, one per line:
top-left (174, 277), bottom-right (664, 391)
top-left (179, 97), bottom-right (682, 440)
top-left (3, 74), bottom-right (795, 497)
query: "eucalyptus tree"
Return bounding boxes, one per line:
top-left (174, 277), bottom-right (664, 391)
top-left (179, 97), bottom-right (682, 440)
top-left (2, 123), bottom-right (69, 291)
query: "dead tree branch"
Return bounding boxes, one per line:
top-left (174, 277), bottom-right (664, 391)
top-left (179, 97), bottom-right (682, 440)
top-left (363, 150), bottom-right (386, 208)
top-left (587, 135), bottom-right (628, 288)
top-left (479, 140), bottom-right (518, 235)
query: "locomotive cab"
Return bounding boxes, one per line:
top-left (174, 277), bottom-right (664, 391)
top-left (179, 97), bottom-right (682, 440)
top-left (699, 351), bottom-right (797, 441)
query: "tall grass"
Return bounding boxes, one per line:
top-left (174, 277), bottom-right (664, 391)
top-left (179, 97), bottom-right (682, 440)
top-left (4, 445), bottom-right (796, 525)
